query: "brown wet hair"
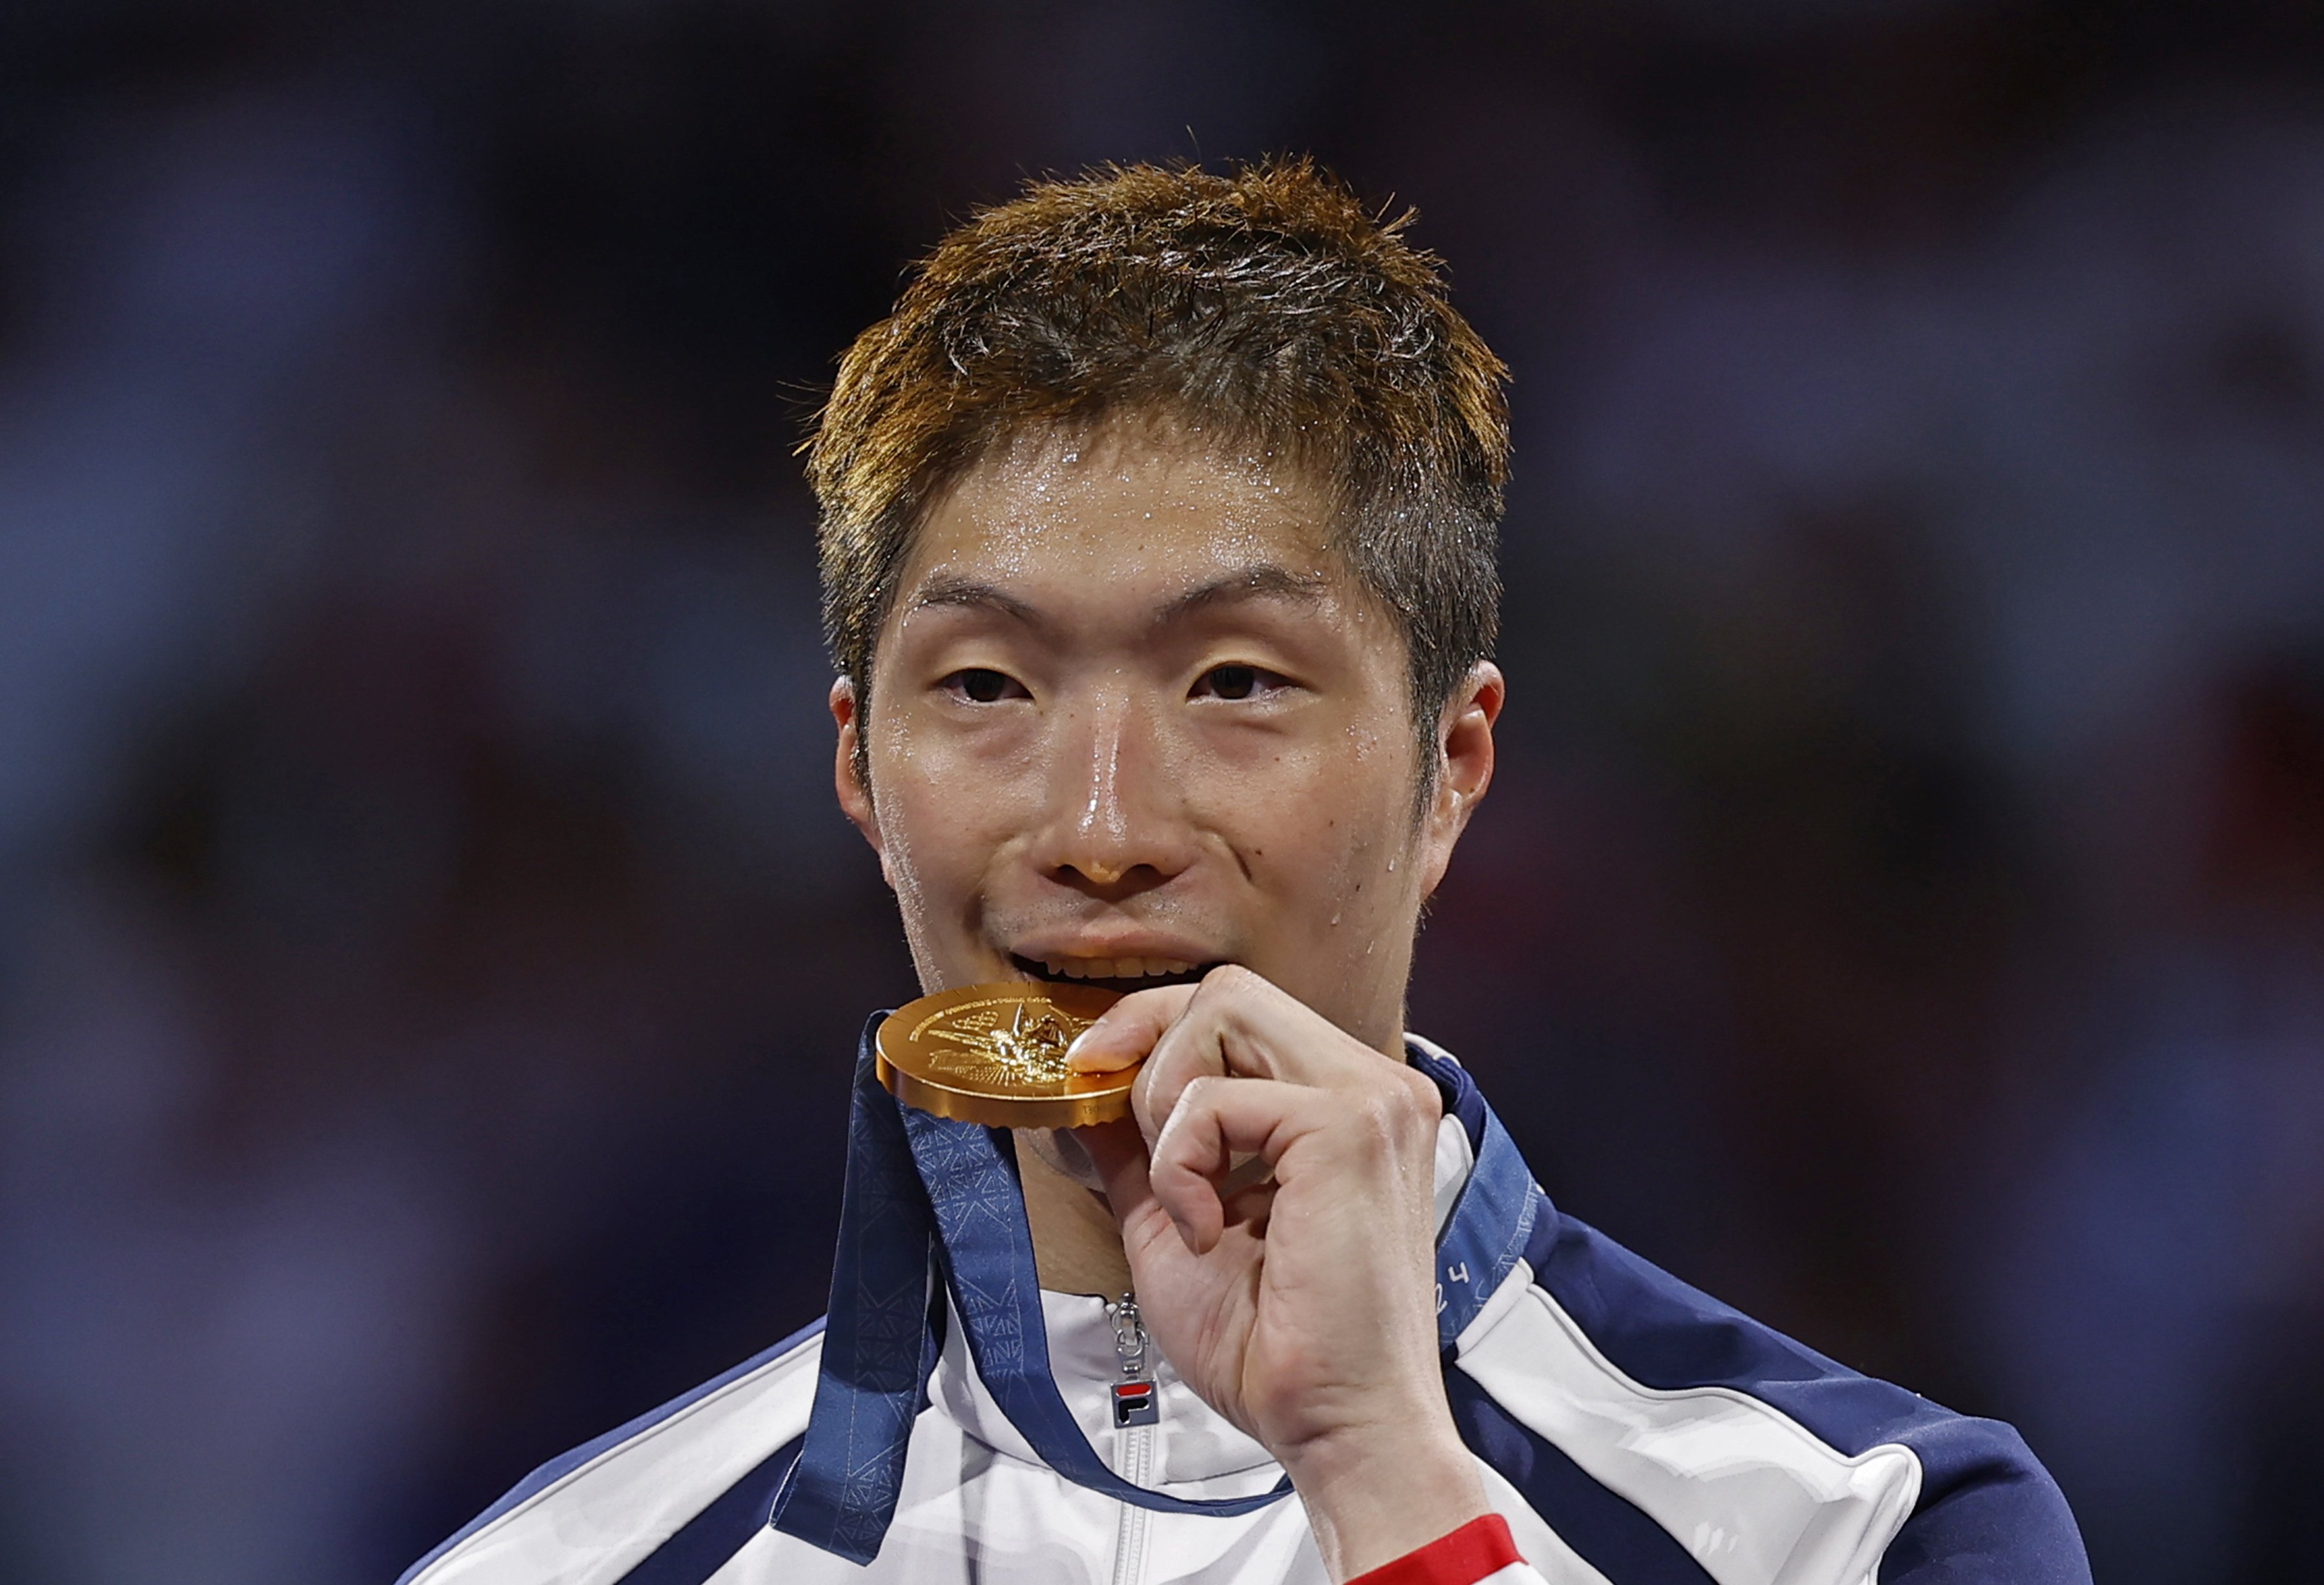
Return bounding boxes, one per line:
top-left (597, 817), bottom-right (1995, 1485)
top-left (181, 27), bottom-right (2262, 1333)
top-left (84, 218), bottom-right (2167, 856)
top-left (809, 157), bottom-right (1510, 772)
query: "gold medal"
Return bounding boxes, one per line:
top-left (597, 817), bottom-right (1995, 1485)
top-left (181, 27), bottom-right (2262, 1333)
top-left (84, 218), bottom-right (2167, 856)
top-left (876, 982), bottom-right (1132, 1129)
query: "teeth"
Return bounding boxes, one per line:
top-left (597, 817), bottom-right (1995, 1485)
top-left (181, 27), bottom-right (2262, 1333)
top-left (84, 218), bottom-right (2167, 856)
top-left (1031, 956), bottom-right (1198, 981)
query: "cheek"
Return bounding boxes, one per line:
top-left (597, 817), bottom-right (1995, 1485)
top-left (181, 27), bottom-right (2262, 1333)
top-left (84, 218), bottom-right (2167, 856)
top-left (877, 772), bottom-right (975, 877)
top-left (1208, 746), bottom-right (1412, 903)
top-left (870, 725), bottom-right (1039, 890)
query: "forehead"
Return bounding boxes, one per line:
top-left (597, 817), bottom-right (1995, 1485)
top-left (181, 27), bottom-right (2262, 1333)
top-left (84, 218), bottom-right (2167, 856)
top-left (900, 419), bottom-right (1343, 595)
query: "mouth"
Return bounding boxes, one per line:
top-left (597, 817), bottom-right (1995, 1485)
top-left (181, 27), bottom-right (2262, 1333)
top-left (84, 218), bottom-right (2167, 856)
top-left (1009, 952), bottom-right (1219, 996)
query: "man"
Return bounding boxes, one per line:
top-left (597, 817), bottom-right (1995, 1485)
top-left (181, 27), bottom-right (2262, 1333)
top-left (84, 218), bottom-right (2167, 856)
top-left (401, 160), bottom-right (2088, 1585)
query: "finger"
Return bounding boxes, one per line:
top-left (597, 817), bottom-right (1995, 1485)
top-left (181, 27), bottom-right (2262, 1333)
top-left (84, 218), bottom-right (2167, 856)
top-left (1143, 962), bottom-right (1412, 1110)
top-left (1132, 1013), bottom-right (1221, 1149)
top-left (1132, 966), bottom-right (1385, 1140)
top-left (1129, 968), bottom-right (1294, 1141)
top-left (1065, 983), bottom-right (1201, 1072)
top-left (1147, 1075), bottom-right (1330, 1254)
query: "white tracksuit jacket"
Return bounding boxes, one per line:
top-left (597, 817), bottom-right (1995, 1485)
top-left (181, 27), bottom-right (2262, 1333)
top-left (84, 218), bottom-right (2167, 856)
top-left (400, 1045), bottom-right (2087, 1585)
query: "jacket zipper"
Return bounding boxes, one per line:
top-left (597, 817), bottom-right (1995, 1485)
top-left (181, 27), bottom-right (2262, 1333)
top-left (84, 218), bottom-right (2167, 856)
top-left (1108, 1292), bottom-right (1156, 1585)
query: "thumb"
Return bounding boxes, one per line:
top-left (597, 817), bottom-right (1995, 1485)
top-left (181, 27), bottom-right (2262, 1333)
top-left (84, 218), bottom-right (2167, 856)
top-left (1066, 983), bottom-right (1199, 1072)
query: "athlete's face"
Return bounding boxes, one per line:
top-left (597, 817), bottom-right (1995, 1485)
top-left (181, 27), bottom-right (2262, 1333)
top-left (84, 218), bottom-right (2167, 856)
top-left (831, 421), bottom-right (1500, 1054)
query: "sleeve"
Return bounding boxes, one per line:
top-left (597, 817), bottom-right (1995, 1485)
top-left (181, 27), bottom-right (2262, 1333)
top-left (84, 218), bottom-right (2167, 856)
top-left (1347, 1515), bottom-right (1547, 1585)
top-left (1875, 1414), bottom-right (2090, 1583)
top-left (1457, 1207), bottom-right (2093, 1584)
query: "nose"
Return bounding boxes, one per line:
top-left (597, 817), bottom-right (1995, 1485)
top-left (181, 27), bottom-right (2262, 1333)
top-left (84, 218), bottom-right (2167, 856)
top-left (1036, 686), bottom-right (1196, 900)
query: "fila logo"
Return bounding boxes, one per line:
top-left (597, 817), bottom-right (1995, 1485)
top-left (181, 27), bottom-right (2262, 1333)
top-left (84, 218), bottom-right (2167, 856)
top-left (1112, 1380), bottom-right (1159, 1428)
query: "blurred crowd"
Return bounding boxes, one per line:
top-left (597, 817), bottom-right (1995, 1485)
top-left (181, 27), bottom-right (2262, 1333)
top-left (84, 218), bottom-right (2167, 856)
top-left (2, 3), bottom-right (2321, 1581)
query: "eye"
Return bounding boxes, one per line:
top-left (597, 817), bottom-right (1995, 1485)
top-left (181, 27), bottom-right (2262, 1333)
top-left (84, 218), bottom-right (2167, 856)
top-left (1191, 663), bottom-right (1288, 702)
top-left (942, 668), bottom-right (1028, 704)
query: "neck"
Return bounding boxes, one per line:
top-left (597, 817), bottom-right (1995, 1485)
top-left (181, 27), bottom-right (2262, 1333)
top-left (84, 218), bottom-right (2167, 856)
top-left (1016, 1130), bottom-right (1134, 1296)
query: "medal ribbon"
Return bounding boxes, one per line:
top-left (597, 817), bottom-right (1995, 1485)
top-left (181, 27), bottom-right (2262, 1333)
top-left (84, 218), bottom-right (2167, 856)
top-left (771, 1017), bottom-right (1540, 1565)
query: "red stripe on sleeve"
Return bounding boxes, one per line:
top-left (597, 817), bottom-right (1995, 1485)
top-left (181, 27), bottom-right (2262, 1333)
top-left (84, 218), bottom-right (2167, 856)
top-left (1345, 1514), bottom-right (1523, 1585)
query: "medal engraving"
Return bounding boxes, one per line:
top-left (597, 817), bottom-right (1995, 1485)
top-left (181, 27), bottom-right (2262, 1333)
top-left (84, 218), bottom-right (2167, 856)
top-left (927, 1002), bottom-right (1075, 1087)
top-left (877, 982), bottom-right (1134, 1128)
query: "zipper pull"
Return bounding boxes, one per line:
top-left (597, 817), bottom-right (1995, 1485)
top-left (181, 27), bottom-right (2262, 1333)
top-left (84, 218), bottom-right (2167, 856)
top-left (1109, 1292), bottom-right (1159, 1428)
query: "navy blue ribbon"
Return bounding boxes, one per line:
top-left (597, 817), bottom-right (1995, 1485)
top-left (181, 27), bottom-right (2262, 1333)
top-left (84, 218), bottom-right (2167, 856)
top-left (765, 1019), bottom-right (945, 1564)
top-left (772, 1016), bottom-right (1539, 1565)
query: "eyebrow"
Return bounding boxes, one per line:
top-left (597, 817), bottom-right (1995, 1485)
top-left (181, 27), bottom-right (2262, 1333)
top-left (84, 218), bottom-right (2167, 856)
top-left (1156, 566), bottom-right (1332, 626)
top-left (902, 575), bottom-right (1049, 629)
top-left (901, 564), bottom-right (1331, 631)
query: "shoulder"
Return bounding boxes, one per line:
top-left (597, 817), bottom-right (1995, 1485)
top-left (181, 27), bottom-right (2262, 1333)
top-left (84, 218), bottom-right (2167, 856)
top-left (397, 1318), bottom-right (826, 1585)
top-left (1451, 1206), bottom-right (2090, 1585)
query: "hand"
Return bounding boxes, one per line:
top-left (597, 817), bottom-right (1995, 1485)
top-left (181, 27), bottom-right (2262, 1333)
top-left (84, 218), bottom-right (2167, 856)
top-left (1069, 966), bottom-right (1489, 1581)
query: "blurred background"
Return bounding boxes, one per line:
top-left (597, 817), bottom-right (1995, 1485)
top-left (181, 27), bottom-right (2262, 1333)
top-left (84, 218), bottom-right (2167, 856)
top-left (3, 1), bottom-right (2322, 1580)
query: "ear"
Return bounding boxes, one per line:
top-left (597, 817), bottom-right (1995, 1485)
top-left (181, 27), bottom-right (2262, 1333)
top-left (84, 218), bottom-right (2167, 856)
top-left (831, 677), bottom-right (894, 888)
top-left (1414, 661), bottom-right (1503, 900)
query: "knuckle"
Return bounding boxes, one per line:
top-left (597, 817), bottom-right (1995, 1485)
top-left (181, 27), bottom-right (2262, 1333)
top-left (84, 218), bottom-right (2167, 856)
top-left (1199, 962), bottom-right (1265, 1005)
top-left (1356, 1068), bottom-right (1442, 1158)
top-left (1344, 1090), bottom-right (1402, 1149)
top-left (1392, 1064), bottom-right (1444, 1121)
